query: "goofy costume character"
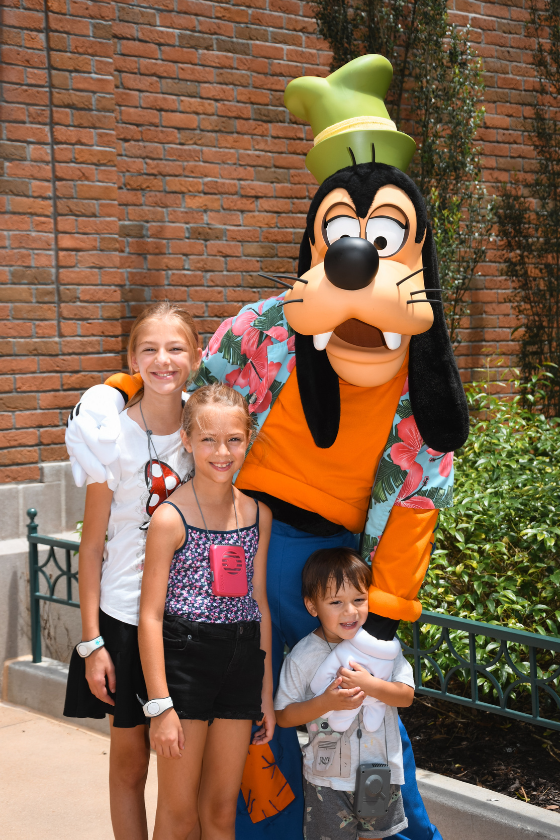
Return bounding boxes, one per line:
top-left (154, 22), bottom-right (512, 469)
top-left (66, 56), bottom-right (469, 839)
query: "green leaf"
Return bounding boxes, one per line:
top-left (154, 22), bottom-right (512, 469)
top-left (192, 363), bottom-right (218, 387)
top-left (252, 305), bottom-right (284, 332)
top-left (372, 456), bottom-right (407, 504)
top-left (219, 329), bottom-right (246, 368)
top-left (396, 398), bottom-right (413, 420)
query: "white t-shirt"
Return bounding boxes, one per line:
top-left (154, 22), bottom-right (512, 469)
top-left (274, 631), bottom-right (414, 790)
top-left (92, 409), bottom-right (193, 626)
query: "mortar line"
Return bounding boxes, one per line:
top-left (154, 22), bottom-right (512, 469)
top-left (43, 0), bottom-right (61, 341)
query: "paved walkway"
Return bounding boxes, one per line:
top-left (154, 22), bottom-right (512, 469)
top-left (0, 702), bottom-right (158, 839)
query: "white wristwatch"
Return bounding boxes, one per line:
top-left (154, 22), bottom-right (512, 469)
top-left (76, 636), bottom-right (105, 658)
top-left (142, 697), bottom-right (174, 718)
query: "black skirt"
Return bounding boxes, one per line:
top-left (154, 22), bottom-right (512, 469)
top-left (64, 609), bottom-right (147, 728)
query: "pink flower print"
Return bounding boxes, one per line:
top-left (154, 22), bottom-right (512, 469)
top-left (395, 462), bottom-right (435, 509)
top-left (426, 449), bottom-right (453, 477)
top-left (207, 317), bottom-right (233, 355)
top-left (286, 334), bottom-right (296, 373)
top-left (391, 415), bottom-right (423, 470)
top-left (266, 326), bottom-right (289, 342)
top-left (240, 327), bottom-right (268, 358)
top-left (401, 376), bottom-right (409, 397)
top-left (231, 308), bottom-right (258, 337)
top-left (251, 360), bottom-right (282, 414)
top-left (225, 368), bottom-right (241, 387)
top-left (248, 338), bottom-right (273, 380)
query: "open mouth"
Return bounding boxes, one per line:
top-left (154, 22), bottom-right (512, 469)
top-left (312, 320), bottom-right (403, 352)
top-left (334, 319), bottom-right (386, 349)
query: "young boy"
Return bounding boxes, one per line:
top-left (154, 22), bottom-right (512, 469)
top-left (274, 547), bottom-right (414, 840)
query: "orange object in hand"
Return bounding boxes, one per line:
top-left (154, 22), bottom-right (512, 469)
top-left (241, 744), bottom-right (295, 823)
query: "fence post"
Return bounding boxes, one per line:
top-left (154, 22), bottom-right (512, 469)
top-left (27, 508), bottom-right (41, 664)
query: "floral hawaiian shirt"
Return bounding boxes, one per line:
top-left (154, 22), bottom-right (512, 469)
top-left (191, 292), bottom-right (454, 560)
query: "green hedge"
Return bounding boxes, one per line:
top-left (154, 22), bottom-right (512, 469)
top-left (422, 370), bottom-right (560, 637)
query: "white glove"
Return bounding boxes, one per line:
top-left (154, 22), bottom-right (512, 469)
top-left (65, 384), bottom-right (125, 487)
top-left (310, 629), bottom-right (401, 732)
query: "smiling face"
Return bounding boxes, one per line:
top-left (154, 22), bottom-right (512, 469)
top-left (284, 183), bottom-right (434, 387)
top-left (130, 317), bottom-right (200, 397)
top-left (305, 577), bottom-right (369, 644)
top-left (181, 405), bottom-right (250, 486)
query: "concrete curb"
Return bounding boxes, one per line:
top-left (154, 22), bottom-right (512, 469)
top-left (416, 768), bottom-right (560, 840)
top-left (2, 655), bottom-right (109, 736)
top-left (5, 657), bottom-right (560, 839)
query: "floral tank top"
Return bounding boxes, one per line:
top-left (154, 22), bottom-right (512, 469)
top-left (163, 499), bottom-right (261, 623)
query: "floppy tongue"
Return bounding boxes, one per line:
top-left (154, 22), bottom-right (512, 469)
top-left (334, 318), bottom-right (385, 348)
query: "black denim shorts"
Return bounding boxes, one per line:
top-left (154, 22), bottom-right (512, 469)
top-left (162, 615), bottom-right (265, 721)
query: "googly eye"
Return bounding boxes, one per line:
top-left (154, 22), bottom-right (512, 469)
top-left (325, 215), bottom-right (361, 245)
top-left (365, 216), bottom-right (407, 257)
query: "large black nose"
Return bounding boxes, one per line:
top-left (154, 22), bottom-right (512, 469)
top-left (324, 237), bottom-right (379, 291)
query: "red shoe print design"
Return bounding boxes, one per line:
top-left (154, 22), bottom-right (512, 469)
top-left (144, 460), bottom-right (181, 516)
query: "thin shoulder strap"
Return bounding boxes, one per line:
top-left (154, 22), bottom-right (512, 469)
top-left (255, 499), bottom-right (260, 534)
top-left (161, 500), bottom-right (188, 550)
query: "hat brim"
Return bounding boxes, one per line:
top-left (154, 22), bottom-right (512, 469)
top-left (306, 129), bottom-right (416, 183)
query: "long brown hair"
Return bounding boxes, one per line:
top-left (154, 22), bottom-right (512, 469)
top-left (127, 302), bottom-right (199, 408)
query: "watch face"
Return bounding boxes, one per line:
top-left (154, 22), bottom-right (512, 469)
top-left (77, 644), bottom-right (88, 657)
top-left (146, 701), bottom-right (160, 717)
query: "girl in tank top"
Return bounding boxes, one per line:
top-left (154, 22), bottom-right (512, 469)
top-left (139, 383), bottom-right (274, 840)
top-left (64, 302), bottom-right (202, 840)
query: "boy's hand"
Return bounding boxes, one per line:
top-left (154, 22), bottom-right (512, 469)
top-left (323, 676), bottom-right (365, 711)
top-left (149, 708), bottom-right (185, 759)
top-left (338, 661), bottom-right (377, 695)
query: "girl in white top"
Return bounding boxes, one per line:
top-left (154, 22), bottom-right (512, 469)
top-left (64, 301), bottom-right (201, 840)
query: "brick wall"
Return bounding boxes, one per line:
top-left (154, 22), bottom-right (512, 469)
top-left (448, 0), bottom-right (535, 376)
top-left (0, 0), bottom-right (536, 482)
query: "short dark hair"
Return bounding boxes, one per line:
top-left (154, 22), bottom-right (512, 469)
top-left (301, 547), bottom-right (372, 603)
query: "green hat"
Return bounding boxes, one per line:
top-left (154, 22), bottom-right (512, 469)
top-left (284, 54), bottom-right (416, 184)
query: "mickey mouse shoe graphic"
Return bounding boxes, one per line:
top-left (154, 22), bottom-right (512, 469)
top-left (144, 460), bottom-right (182, 516)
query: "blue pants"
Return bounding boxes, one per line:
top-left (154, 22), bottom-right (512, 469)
top-left (235, 520), bottom-right (442, 840)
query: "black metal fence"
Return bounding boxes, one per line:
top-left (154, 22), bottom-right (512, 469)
top-left (27, 508), bottom-right (79, 663)
top-left (26, 509), bottom-right (560, 729)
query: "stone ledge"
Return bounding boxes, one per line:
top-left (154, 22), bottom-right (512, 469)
top-left (416, 767), bottom-right (560, 840)
top-left (2, 655), bottom-right (109, 736)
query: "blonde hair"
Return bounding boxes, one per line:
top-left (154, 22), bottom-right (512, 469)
top-left (127, 302), bottom-right (199, 407)
top-left (182, 383), bottom-right (255, 442)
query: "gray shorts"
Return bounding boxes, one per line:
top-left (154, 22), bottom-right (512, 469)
top-left (303, 778), bottom-right (408, 840)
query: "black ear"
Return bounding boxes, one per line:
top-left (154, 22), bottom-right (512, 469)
top-left (409, 222), bottom-right (469, 452)
top-left (294, 332), bottom-right (341, 449)
top-left (293, 231), bottom-right (341, 448)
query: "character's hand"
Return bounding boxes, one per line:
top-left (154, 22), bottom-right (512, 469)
top-left (84, 646), bottom-right (116, 706)
top-left (252, 697), bottom-right (276, 745)
top-left (337, 661), bottom-right (376, 694)
top-left (323, 676), bottom-right (365, 711)
top-left (149, 708), bottom-right (185, 759)
top-left (65, 384), bottom-right (125, 486)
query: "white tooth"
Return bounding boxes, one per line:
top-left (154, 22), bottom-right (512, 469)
top-left (313, 331), bottom-right (333, 351)
top-left (383, 332), bottom-right (401, 350)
